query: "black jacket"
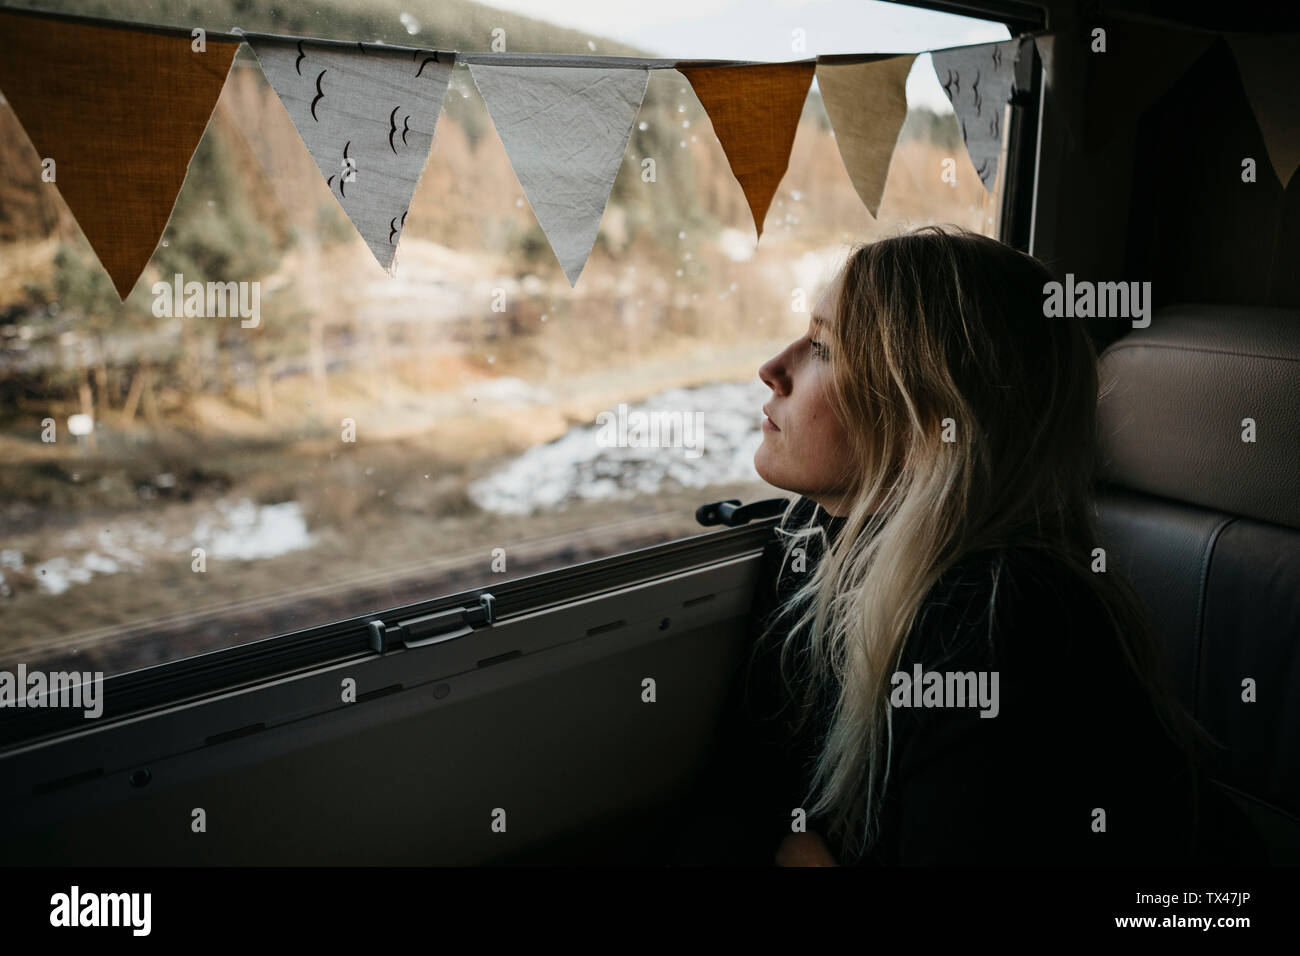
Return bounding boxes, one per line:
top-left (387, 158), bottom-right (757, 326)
top-left (674, 496), bottom-right (1267, 865)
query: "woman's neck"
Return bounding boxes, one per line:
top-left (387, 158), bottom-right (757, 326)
top-left (811, 494), bottom-right (852, 518)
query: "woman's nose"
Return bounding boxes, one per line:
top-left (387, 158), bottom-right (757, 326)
top-left (759, 348), bottom-right (792, 395)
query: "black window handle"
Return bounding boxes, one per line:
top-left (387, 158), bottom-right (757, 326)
top-left (695, 497), bottom-right (790, 528)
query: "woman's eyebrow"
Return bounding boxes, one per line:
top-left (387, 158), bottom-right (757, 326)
top-left (811, 314), bottom-right (830, 328)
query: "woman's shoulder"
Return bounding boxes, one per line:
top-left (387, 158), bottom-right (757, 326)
top-left (897, 542), bottom-right (1175, 770)
top-left (880, 545), bottom-right (1203, 863)
top-left (903, 544), bottom-right (1111, 672)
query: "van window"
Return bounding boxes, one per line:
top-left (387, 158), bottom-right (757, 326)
top-left (0, 1), bottom-right (1012, 677)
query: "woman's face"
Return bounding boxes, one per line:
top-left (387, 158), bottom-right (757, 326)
top-left (754, 272), bottom-right (858, 516)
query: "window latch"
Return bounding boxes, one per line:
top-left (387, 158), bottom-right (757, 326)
top-left (367, 592), bottom-right (496, 653)
top-left (695, 497), bottom-right (789, 528)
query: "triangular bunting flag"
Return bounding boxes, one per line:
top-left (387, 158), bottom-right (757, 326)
top-left (1034, 35), bottom-right (1065, 141)
top-left (0, 9), bottom-right (238, 301)
top-left (815, 54), bottom-right (917, 218)
top-left (931, 39), bottom-right (1020, 192)
top-left (246, 36), bottom-right (454, 274)
top-left (1033, 34), bottom-right (1054, 84)
top-left (467, 64), bottom-right (648, 287)
top-left (679, 62), bottom-right (816, 240)
top-left (1032, 33), bottom-right (1084, 147)
top-left (1227, 35), bottom-right (1300, 188)
top-left (1081, 22), bottom-right (1214, 151)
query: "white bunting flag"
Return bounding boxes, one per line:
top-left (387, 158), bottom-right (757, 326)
top-left (468, 64), bottom-right (649, 286)
top-left (931, 38), bottom-right (1020, 192)
top-left (245, 36), bottom-right (454, 273)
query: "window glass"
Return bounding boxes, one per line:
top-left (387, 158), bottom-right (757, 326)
top-left (0, 1), bottom-right (1011, 676)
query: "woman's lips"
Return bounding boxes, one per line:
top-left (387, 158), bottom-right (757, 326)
top-left (762, 408), bottom-right (780, 432)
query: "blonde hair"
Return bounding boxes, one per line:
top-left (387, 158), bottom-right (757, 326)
top-left (758, 224), bottom-right (1212, 860)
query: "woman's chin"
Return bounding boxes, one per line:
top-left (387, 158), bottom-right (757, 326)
top-left (752, 446), bottom-right (781, 489)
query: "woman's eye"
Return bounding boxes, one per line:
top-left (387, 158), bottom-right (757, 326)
top-left (809, 339), bottom-right (830, 359)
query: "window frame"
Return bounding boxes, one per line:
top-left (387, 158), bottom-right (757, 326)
top-left (0, 0), bottom-right (1046, 748)
top-left (0, 517), bottom-right (776, 749)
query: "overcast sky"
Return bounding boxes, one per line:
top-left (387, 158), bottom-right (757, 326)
top-left (477, 0), bottom-right (1011, 111)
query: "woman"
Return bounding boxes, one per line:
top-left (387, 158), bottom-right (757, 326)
top-left (719, 224), bottom-right (1263, 866)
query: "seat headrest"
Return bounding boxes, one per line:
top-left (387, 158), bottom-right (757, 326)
top-left (1097, 303), bottom-right (1300, 531)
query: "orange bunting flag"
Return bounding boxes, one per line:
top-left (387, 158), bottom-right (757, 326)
top-left (0, 10), bottom-right (237, 301)
top-left (678, 61), bottom-right (815, 240)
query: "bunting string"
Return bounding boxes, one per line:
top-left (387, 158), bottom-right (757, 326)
top-left (0, 3), bottom-right (1290, 301)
